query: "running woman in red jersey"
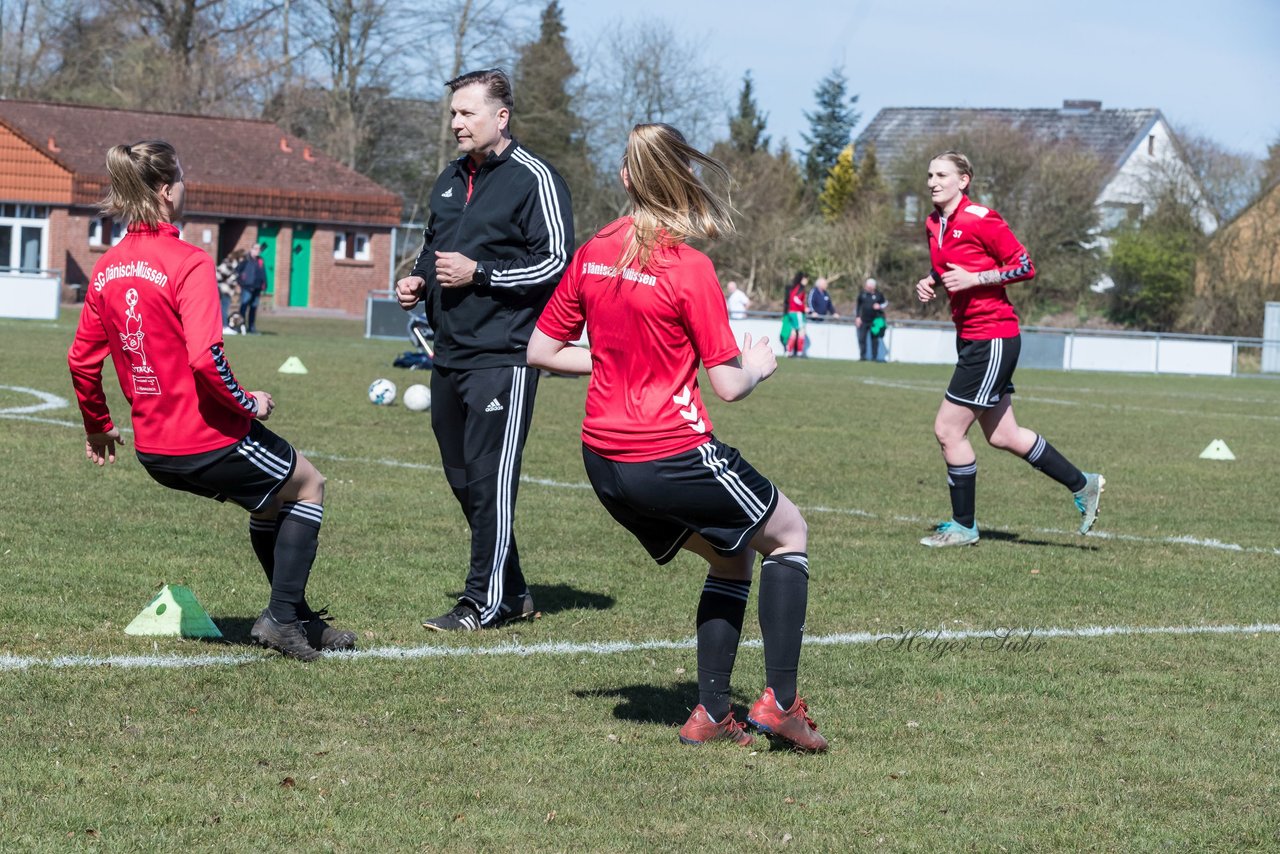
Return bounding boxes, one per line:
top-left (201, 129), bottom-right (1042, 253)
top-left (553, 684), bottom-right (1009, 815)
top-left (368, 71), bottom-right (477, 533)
top-left (528, 123), bottom-right (827, 752)
top-left (915, 150), bottom-right (1105, 548)
top-left (67, 140), bottom-right (355, 660)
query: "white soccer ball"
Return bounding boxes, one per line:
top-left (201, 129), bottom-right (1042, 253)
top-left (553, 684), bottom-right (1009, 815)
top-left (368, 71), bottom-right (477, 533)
top-left (368, 378), bottom-right (397, 406)
top-left (403, 383), bottom-right (432, 412)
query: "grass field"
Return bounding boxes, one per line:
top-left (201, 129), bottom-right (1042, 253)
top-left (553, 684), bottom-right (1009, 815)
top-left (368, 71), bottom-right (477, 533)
top-left (2, 309), bottom-right (1278, 851)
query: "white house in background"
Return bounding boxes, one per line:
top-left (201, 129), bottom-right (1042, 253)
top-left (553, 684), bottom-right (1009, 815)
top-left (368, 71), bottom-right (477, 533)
top-left (855, 100), bottom-right (1218, 290)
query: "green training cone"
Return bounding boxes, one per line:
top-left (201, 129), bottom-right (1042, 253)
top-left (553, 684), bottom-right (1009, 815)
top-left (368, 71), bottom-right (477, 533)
top-left (124, 584), bottom-right (222, 638)
top-left (278, 356), bottom-right (308, 374)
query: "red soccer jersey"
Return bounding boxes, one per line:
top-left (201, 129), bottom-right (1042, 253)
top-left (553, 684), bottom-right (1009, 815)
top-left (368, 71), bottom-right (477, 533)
top-left (68, 223), bottom-right (259, 454)
top-left (786, 284), bottom-right (806, 313)
top-left (926, 195), bottom-right (1035, 339)
top-left (536, 217), bottom-right (741, 462)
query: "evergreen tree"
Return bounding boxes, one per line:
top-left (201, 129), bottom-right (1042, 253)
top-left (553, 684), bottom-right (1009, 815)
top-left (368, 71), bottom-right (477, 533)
top-left (857, 142), bottom-right (887, 200)
top-left (801, 67), bottom-right (860, 191)
top-left (513, 2), bottom-right (595, 235)
top-left (1262, 136), bottom-right (1280, 193)
top-left (818, 145), bottom-right (859, 222)
top-left (729, 71), bottom-right (769, 155)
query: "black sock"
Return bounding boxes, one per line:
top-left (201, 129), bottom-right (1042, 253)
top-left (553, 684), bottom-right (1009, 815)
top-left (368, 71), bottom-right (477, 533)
top-left (758, 552), bottom-right (809, 710)
top-left (696, 575), bottom-right (750, 722)
top-left (249, 516), bottom-right (276, 583)
top-left (1024, 435), bottom-right (1087, 492)
top-left (267, 501), bottom-right (323, 623)
top-left (252, 515), bottom-right (316, 618)
top-left (947, 461), bottom-right (977, 528)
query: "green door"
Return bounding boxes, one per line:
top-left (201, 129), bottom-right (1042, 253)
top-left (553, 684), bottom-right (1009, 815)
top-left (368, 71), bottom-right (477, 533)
top-left (258, 222), bottom-right (279, 295)
top-left (288, 224), bottom-right (314, 307)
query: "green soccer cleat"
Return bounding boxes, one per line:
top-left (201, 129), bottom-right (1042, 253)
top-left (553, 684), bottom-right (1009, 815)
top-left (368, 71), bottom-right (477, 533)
top-left (1073, 473), bottom-right (1106, 534)
top-left (920, 519), bottom-right (980, 548)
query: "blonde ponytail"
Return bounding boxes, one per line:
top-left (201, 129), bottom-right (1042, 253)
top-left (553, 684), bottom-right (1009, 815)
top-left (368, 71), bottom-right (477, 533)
top-left (101, 140), bottom-right (180, 227)
top-left (618, 123), bottom-right (735, 271)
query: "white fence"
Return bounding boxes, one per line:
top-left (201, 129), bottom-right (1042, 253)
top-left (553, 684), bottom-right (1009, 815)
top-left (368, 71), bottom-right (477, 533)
top-left (363, 292), bottom-right (1275, 378)
top-left (729, 315), bottom-right (1269, 377)
top-left (0, 269), bottom-right (62, 320)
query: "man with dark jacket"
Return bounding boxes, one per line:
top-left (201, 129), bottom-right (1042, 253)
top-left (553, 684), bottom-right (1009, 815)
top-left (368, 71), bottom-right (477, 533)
top-left (855, 277), bottom-right (889, 361)
top-left (236, 243), bottom-right (267, 333)
top-left (395, 68), bottom-right (574, 631)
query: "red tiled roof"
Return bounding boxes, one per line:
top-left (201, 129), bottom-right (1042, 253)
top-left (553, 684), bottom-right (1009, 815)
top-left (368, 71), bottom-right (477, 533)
top-left (0, 99), bottom-right (402, 226)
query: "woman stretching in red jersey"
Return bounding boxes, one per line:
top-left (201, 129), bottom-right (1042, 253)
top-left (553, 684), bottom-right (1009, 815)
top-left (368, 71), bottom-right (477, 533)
top-left (915, 150), bottom-right (1105, 547)
top-left (67, 140), bottom-right (355, 660)
top-left (527, 124), bottom-right (827, 752)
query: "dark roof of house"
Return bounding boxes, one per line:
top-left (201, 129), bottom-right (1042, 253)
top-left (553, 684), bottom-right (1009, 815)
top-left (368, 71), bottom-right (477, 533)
top-left (856, 103), bottom-right (1163, 174)
top-left (0, 99), bottom-right (402, 226)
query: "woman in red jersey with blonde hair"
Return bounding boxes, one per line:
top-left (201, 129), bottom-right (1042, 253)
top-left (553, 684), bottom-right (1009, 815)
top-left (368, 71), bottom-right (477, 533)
top-left (67, 139), bottom-right (355, 661)
top-left (915, 150), bottom-right (1104, 548)
top-left (528, 123), bottom-right (827, 752)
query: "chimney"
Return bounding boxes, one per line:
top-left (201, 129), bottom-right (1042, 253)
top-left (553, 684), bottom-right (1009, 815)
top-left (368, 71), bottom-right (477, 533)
top-left (1061, 99), bottom-right (1102, 113)
top-left (47, 136), bottom-right (61, 152)
top-left (279, 137), bottom-right (293, 153)
top-left (302, 146), bottom-right (315, 162)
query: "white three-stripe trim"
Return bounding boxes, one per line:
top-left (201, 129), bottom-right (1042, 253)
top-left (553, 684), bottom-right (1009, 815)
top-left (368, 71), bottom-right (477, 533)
top-left (976, 337), bottom-right (1003, 405)
top-left (696, 443), bottom-right (767, 520)
top-left (491, 148), bottom-right (568, 288)
top-left (238, 437), bottom-right (291, 478)
top-left (482, 366), bottom-right (528, 622)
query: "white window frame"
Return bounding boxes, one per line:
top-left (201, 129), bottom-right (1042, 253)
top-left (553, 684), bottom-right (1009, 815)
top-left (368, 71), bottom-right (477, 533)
top-left (334, 230), bottom-right (372, 261)
top-left (89, 216), bottom-right (127, 247)
top-left (0, 203), bottom-right (50, 272)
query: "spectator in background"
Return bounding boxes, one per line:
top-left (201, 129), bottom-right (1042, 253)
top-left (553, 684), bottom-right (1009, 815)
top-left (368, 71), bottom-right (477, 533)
top-left (780, 271), bottom-right (808, 357)
top-left (217, 248), bottom-right (245, 334)
top-left (726, 280), bottom-right (751, 319)
top-left (855, 277), bottom-right (888, 361)
top-left (807, 277), bottom-right (838, 321)
top-left (236, 242), bottom-right (267, 334)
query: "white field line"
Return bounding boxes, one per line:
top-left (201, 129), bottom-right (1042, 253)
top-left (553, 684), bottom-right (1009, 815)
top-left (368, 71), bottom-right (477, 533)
top-left (3, 622), bottom-right (1278, 673)
top-left (5, 386), bottom-right (1279, 556)
top-left (857, 378), bottom-right (1280, 422)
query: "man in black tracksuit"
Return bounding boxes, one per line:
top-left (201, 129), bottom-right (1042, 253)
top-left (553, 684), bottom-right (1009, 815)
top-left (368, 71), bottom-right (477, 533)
top-left (396, 68), bottom-right (574, 631)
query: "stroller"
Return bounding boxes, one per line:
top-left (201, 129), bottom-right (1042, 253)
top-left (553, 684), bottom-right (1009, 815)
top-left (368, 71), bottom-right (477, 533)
top-left (393, 314), bottom-right (434, 370)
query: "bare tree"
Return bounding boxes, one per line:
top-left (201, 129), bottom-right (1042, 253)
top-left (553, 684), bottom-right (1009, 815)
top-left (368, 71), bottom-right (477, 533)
top-left (415, 0), bottom-right (532, 173)
top-left (1175, 129), bottom-right (1263, 222)
top-left (582, 20), bottom-right (726, 171)
top-left (707, 143), bottom-right (806, 300)
top-left (286, 0), bottom-right (408, 169)
top-left (0, 0), bottom-right (67, 96)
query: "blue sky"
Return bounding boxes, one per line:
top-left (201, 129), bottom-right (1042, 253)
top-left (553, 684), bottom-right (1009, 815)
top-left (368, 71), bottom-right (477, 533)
top-left (559, 0), bottom-right (1278, 157)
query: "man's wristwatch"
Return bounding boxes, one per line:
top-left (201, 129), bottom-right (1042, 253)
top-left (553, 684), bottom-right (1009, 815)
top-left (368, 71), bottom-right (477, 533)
top-left (472, 261), bottom-right (488, 286)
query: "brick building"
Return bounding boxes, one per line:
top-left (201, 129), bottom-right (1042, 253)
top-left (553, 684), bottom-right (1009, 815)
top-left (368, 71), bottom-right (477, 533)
top-left (0, 99), bottom-right (401, 317)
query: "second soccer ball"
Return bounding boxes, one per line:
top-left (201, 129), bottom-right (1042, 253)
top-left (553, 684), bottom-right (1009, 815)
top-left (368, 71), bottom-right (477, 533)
top-left (368, 378), bottom-right (397, 406)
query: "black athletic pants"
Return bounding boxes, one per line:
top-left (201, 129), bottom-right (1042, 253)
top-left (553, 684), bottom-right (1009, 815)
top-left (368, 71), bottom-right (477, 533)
top-left (430, 363), bottom-right (539, 625)
top-left (857, 322), bottom-right (881, 361)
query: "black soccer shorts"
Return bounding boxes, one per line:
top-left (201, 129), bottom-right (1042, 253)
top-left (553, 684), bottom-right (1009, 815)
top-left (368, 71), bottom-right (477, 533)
top-left (582, 438), bottom-right (779, 565)
top-left (136, 421), bottom-right (298, 513)
top-left (945, 334), bottom-right (1021, 409)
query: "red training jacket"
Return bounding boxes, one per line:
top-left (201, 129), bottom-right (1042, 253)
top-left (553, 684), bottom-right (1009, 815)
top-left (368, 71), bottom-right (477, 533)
top-left (68, 222), bottom-right (260, 454)
top-left (925, 195), bottom-right (1035, 339)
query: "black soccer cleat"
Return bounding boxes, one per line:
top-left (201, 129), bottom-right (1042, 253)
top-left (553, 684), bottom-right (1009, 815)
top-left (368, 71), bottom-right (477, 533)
top-left (422, 602), bottom-right (482, 632)
top-left (301, 607), bottom-right (357, 651)
top-left (251, 609), bottom-right (322, 662)
top-left (487, 591), bottom-right (537, 628)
